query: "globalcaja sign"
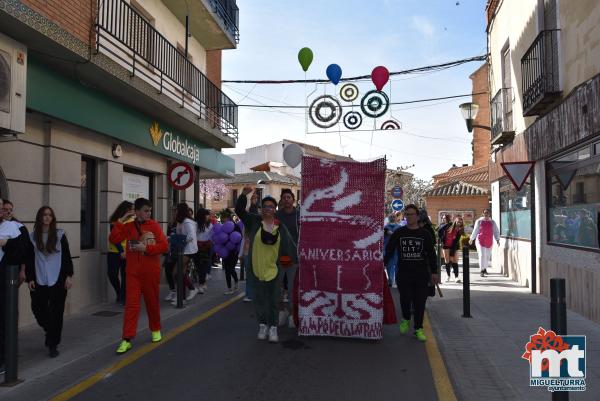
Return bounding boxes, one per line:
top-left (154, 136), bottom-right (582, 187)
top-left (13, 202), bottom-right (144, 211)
top-left (150, 122), bottom-right (200, 164)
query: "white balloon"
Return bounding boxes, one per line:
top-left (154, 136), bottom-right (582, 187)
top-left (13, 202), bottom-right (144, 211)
top-left (283, 143), bottom-right (304, 168)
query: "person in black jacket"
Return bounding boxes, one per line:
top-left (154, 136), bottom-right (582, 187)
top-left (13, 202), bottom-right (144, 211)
top-left (385, 204), bottom-right (439, 342)
top-left (26, 206), bottom-right (74, 358)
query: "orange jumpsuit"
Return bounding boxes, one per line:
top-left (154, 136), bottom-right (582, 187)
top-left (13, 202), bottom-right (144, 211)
top-left (109, 219), bottom-right (168, 340)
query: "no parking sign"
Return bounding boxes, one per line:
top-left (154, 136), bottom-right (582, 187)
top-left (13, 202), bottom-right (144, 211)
top-left (168, 162), bottom-right (195, 190)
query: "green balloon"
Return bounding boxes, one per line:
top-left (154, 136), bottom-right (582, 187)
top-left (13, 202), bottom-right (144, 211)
top-left (298, 47), bottom-right (313, 72)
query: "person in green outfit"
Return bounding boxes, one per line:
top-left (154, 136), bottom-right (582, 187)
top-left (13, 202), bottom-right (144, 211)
top-left (235, 186), bottom-right (297, 343)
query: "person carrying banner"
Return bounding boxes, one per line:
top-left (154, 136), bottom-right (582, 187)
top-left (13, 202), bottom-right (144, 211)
top-left (235, 187), bottom-right (297, 343)
top-left (109, 198), bottom-right (168, 354)
top-left (385, 204), bottom-right (439, 342)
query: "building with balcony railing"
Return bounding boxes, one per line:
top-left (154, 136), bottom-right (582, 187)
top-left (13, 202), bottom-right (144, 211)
top-left (485, 0), bottom-right (600, 323)
top-left (0, 0), bottom-right (240, 325)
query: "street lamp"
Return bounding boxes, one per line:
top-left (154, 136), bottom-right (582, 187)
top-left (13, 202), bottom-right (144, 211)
top-left (459, 102), bottom-right (480, 132)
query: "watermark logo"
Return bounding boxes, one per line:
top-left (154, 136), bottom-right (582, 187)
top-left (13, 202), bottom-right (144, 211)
top-left (522, 327), bottom-right (586, 392)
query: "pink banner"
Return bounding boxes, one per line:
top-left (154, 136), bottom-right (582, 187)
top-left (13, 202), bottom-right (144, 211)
top-left (298, 157), bottom-right (386, 339)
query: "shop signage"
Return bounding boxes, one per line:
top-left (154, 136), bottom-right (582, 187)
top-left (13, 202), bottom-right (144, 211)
top-left (150, 122), bottom-right (200, 164)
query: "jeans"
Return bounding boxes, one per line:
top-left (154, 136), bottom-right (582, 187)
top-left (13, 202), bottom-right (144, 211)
top-left (222, 253), bottom-right (239, 288)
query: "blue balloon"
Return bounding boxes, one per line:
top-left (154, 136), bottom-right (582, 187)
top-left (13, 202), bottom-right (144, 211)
top-left (326, 64), bottom-right (342, 85)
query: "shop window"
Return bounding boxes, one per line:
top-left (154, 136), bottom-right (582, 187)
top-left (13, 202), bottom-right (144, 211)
top-left (547, 152), bottom-right (600, 250)
top-left (499, 177), bottom-right (531, 239)
top-left (81, 157), bottom-right (96, 249)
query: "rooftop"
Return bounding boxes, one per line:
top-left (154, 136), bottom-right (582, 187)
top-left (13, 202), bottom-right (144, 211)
top-left (425, 181), bottom-right (489, 197)
top-left (225, 171), bottom-right (301, 186)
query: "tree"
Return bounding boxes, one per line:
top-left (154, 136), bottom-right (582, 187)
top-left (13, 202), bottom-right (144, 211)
top-left (199, 179), bottom-right (227, 205)
top-left (384, 170), bottom-right (432, 215)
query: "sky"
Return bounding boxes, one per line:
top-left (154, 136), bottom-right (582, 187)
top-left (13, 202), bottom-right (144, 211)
top-left (221, 0), bottom-right (488, 180)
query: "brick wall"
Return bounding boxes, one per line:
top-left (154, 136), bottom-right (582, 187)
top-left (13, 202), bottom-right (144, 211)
top-left (470, 63), bottom-right (491, 167)
top-left (206, 49), bottom-right (222, 88)
top-left (22, 0), bottom-right (94, 44)
top-left (425, 196), bottom-right (490, 225)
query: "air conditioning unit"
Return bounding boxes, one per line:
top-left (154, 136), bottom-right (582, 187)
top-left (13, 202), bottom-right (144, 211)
top-left (0, 32), bottom-right (27, 135)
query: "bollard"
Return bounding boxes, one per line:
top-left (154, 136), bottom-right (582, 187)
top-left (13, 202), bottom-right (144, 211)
top-left (462, 246), bottom-right (472, 318)
top-left (2, 264), bottom-right (23, 386)
top-left (176, 250), bottom-right (184, 308)
top-left (550, 278), bottom-right (568, 401)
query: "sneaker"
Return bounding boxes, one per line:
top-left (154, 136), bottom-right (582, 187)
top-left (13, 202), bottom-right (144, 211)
top-left (224, 288), bottom-right (234, 295)
top-left (243, 297), bottom-right (252, 302)
top-left (233, 282), bottom-right (239, 291)
top-left (151, 330), bottom-right (162, 343)
top-left (445, 275), bottom-right (451, 283)
top-left (480, 271), bottom-right (485, 277)
top-left (268, 326), bottom-right (279, 343)
top-left (455, 276), bottom-right (462, 283)
top-left (288, 315), bottom-right (296, 329)
top-left (171, 298), bottom-right (187, 306)
top-left (399, 319), bottom-right (410, 335)
top-left (49, 347), bottom-right (59, 358)
top-left (116, 340), bottom-right (132, 354)
top-left (278, 310), bottom-right (289, 327)
top-left (186, 288), bottom-right (199, 301)
top-left (414, 328), bottom-right (427, 342)
top-left (0, 364), bottom-right (5, 375)
top-left (484, 268), bottom-right (488, 275)
top-left (198, 286), bottom-right (205, 294)
top-left (257, 324), bottom-right (268, 340)
top-left (206, 274), bottom-right (212, 281)
top-left (164, 290), bottom-right (176, 301)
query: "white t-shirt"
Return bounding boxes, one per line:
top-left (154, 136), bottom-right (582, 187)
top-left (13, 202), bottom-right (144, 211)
top-left (176, 218), bottom-right (198, 255)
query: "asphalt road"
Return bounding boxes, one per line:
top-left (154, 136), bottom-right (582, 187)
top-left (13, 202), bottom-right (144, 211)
top-left (67, 296), bottom-right (439, 401)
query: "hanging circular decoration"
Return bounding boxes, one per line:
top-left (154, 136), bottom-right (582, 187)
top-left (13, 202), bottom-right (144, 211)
top-left (380, 119), bottom-right (402, 130)
top-left (339, 83), bottom-right (359, 102)
top-left (309, 95), bottom-right (342, 128)
top-left (360, 90), bottom-right (390, 118)
top-left (343, 111), bottom-right (363, 130)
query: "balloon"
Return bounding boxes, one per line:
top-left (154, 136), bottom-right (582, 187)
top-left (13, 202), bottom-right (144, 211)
top-left (229, 231), bottom-right (242, 244)
top-left (226, 241), bottom-right (237, 251)
top-left (222, 221), bottom-right (235, 234)
top-left (326, 64), bottom-right (342, 85)
top-left (283, 143), bottom-right (304, 168)
top-left (371, 66), bottom-right (389, 91)
top-left (216, 232), bottom-right (229, 244)
top-left (298, 47), bottom-right (313, 72)
top-left (215, 245), bottom-right (228, 258)
top-left (212, 223), bottom-right (223, 234)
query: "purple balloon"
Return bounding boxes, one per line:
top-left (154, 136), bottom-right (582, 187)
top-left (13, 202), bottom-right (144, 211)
top-left (229, 231), bottom-right (242, 244)
top-left (225, 241), bottom-right (236, 251)
top-left (222, 221), bottom-right (235, 234)
top-left (215, 232), bottom-right (228, 244)
top-left (212, 223), bottom-right (223, 234)
top-left (215, 246), bottom-right (229, 258)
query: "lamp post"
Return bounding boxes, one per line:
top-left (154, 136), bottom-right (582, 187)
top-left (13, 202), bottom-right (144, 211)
top-left (459, 102), bottom-right (480, 133)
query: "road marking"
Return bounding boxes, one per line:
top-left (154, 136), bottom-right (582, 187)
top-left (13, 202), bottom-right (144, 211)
top-left (50, 293), bottom-right (245, 401)
top-left (424, 313), bottom-right (458, 401)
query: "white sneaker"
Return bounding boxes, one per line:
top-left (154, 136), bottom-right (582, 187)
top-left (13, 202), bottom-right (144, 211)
top-left (278, 310), bottom-right (289, 327)
top-left (224, 288), bottom-right (234, 295)
top-left (288, 315), bottom-right (296, 328)
top-left (455, 277), bottom-right (462, 283)
top-left (186, 288), bottom-right (199, 301)
top-left (206, 274), bottom-right (212, 281)
top-left (164, 290), bottom-right (176, 301)
top-left (445, 275), bottom-right (451, 283)
top-left (257, 324), bottom-right (268, 340)
top-left (197, 286), bottom-right (205, 294)
top-left (243, 297), bottom-right (252, 302)
top-left (268, 326), bottom-right (278, 343)
top-left (171, 298), bottom-right (187, 306)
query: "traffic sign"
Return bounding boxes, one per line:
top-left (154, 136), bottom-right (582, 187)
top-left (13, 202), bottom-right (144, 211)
top-left (391, 199), bottom-right (405, 212)
top-left (391, 186), bottom-right (403, 199)
top-left (168, 162), bottom-right (195, 190)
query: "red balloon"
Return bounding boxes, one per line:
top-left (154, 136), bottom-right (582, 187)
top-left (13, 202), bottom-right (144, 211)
top-left (371, 66), bottom-right (390, 91)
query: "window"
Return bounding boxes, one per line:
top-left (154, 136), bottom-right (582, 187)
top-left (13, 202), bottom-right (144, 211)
top-left (499, 177), bottom-right (531, 239)
top-left (81, 158), bottom-right (96, 249)
top-left (547, 145), bottom-right (599, 250)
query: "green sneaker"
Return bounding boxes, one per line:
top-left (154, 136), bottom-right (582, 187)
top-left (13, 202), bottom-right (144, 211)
top-left (151, 330), bottom-right (162, 343)
top-left (414, 328), bottom-right (427, 342)
top-left (116, 340), bottom-right (132, 354)
top-left (399, 319), bottom-right (410, 335)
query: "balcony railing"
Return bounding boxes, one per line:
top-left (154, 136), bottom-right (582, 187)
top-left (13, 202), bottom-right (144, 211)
top-left (491, 88), bottom-right (514, 145)
top-left (95, 0), bottom-right (238, 141)
top-left (521, 29), bottom-right (561, 116)
top-left (209, 0), bottom-right (239, 43)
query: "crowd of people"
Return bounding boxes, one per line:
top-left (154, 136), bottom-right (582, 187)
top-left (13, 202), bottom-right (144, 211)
top-left (1, 190), bottom-right (502, 367)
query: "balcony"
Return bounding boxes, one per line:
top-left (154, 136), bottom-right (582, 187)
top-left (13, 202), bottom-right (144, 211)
top-left (96, 0), bottom-right (238, 141)
top-left (521, 29), bottom-right (561, 116)
top-left (491, 88), bottom-right (515, 146)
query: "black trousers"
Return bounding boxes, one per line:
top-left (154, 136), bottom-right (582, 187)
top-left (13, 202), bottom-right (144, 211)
top-left (397, 276), bottom-right (429, 330)
top-left (107, 253), bottom-right (126, 302)
top-left (222, 253), bottom-right (239, 288)
top-left (445, 263), bottom-right (459, 277)
top-left (30, 282), bottom-right (67, 349)
top-left (163, 257), bottom-right (176, 290)
top-left (0, 266), bottom-right (5, 365)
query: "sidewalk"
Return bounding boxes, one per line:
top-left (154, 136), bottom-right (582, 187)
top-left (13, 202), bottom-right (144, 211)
top-left (0, 266), bottom-right (244, 401)
top-left (428, 252), bottom-right (599, 401)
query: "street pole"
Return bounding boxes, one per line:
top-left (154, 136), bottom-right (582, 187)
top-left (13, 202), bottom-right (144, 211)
top-left (2, 265), bottom-right (23, 386)
top-left (176, 249), bottom-right (184, 309)
top-left (550, 278), bottom-right (568, 401)
top-left (462, 246), bottom-right (472, 318)
top-left (530, 168), bottom-right (537, 294)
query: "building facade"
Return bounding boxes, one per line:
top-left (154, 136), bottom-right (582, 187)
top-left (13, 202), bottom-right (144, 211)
top-left (0, 0), bottom-right (239, 326)
top-left (487, 0), bottom-right (600, 322)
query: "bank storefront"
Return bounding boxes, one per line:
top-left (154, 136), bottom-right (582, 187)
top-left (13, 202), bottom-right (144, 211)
top-left (0, 60), bottom-right (234, 326)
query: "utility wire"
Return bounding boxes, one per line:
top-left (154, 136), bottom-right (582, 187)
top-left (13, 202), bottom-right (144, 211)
top-left (222, 55), bottom-right (487, 84)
